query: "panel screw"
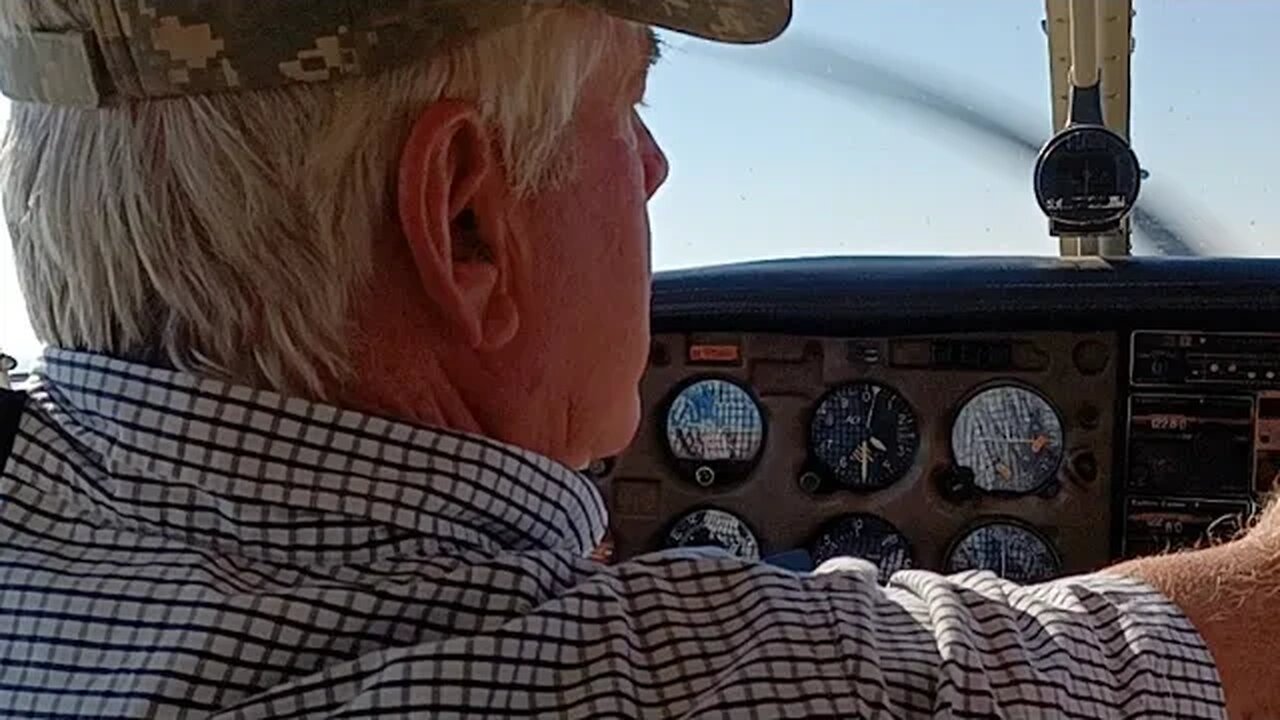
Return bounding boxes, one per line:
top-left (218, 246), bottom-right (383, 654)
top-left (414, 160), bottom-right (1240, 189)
top-left (1078, 404), bottom-right (1100, 430)
top-left (798, 472), bottom-right (822, 494)
top-left (587, 457), bottom-right (615, 478)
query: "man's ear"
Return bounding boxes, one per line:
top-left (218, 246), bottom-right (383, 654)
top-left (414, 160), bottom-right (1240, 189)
top-left (397, 101), bottom-right (518, 350)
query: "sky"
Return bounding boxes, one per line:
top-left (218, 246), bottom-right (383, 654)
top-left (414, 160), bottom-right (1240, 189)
top-left (3, 0), bottom-right (1279, 370)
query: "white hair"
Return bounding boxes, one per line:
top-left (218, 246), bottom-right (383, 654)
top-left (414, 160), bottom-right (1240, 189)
top-left (2, 3), bottom-right (637, 397)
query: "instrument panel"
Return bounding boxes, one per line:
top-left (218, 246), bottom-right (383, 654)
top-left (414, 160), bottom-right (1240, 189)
top-left (597, 327), bottom-right (1275, 582)
top-left (599, 332), bottom-right (1118, 581)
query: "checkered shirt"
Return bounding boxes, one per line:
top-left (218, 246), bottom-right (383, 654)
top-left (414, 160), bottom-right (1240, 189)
top-left (0, 349), bottom-right (1226, 718)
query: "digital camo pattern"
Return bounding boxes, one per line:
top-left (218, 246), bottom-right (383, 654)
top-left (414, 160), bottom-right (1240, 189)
top-left (665, 379), bottom-right (763, 462)
top-left (0, 0), bottom-right (792, 106)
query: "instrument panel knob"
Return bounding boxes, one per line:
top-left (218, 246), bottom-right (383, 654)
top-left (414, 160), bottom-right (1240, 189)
top-left (937, 466), bottom-right (978, 502)
top-left (1073, 340), bottom-right (1111, 376)
top-left (1070, 451), bottom-right (1099, 484)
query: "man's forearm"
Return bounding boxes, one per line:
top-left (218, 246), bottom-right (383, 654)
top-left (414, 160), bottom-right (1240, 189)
top-left (1115, 511), bottom-right (1280, 718)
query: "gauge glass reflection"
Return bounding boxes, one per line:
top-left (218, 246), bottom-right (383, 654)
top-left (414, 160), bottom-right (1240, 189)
top-left (809, 383), bottom-right (919, 490)
top-left (665, 379), bottom-right (764, 464)
top-left (663, 508), bottom-right (760, 561)
top-left (951, 385), bottom-right (1064, 494)
top-left (944, 521), bottom-right (1061, 583)
top-left (810, 514), bottom-right (913, 583)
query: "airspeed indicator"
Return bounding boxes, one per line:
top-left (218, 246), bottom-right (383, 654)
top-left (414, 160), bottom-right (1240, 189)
top-left (809, 382), bottom-right (919, 491)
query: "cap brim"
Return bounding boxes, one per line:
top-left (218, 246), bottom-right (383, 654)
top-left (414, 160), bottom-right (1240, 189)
top-left (586, 0), bottom-right (792, 44)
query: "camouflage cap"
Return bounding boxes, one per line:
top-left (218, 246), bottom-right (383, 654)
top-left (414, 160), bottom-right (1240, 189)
top-left (0, 0), bottom-right (791, 107)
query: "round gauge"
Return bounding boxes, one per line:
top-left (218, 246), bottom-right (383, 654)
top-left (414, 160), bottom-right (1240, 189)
top-left (664, 378), bottom-right (765, 487)
top-left (944, 520), bottom-right (1061, 584)
top-left (951, 385), bottom-right (1065, 495)
top-left (809, 383), bottom-right (920, 490)
top-left (810, 514), bottom-right (914, 583)
top-left (663, 508), bottom-right (761, 561)
top-left (1034, 125), bottom-right (1141, 229)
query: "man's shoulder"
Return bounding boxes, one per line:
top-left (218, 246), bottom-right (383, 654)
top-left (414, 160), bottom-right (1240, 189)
top-left (0, 491), bottom-right (610, 716)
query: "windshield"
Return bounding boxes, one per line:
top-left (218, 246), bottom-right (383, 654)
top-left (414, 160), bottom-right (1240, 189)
top-left (1, 0), bottom-right (1276, 370)
top-left (644, 0), bottom-right (1278, 267)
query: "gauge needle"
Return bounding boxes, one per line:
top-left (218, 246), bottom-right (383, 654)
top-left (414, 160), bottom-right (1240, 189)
top-left (870, 437), bottom-right (887, 452)
top-left (860, 441), bottom-right (868, 482)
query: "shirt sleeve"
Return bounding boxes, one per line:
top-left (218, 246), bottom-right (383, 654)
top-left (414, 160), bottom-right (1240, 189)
top-left (214, 553), bottom-right (1227, 719)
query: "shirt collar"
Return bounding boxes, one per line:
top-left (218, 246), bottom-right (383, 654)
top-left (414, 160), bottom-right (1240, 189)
top-left (29, 349), bottom-right (608, 561)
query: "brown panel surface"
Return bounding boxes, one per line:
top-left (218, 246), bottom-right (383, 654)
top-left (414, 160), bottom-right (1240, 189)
top-left (601, 331), bottom-right (1118, 578)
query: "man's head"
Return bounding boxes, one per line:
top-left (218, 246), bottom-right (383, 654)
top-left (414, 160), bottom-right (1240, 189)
top-left (0, 1), bottom-right (788, 467)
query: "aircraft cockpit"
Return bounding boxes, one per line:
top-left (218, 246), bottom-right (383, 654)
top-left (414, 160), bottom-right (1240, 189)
top-left (588, 0), bottom-right (1277, 580)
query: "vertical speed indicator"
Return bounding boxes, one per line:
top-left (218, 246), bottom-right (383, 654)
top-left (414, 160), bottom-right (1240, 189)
top-left (809, 382), bottom-right (920, 491)
top-left (944, 520), bottom-right (1061, 584)
top-left (810, 513), bottom-right (914, 583)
